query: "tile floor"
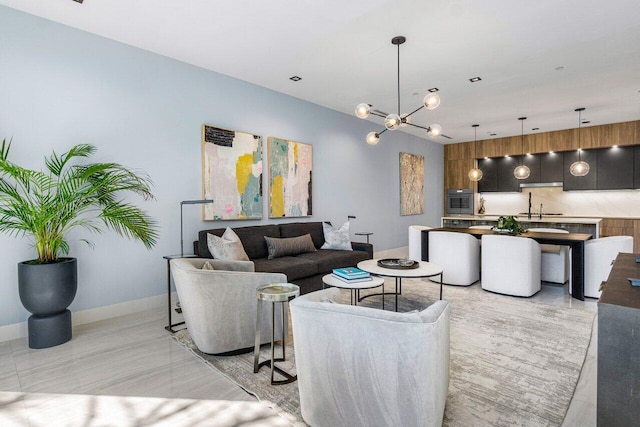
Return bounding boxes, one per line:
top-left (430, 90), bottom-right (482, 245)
top-left (0, 282), bottom-right (597, 426)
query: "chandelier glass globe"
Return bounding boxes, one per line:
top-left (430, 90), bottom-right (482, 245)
top-left (366, 132), bottom-right (380, 145)
top-left (355, 103), bottom-right (370, 119)
top-left (423, 92), bottom-right (441, 110)
top-left (427, 124), bottom-right (442, 138)
top-left (384, 114), bottom-right (401, 130)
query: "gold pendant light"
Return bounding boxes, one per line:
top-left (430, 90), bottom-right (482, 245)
top-left (514, 117), bottom-right (531, 180)
top-left (468, 124), bottom-right (483, 182)
top-left (570, 107), bottom-right (590, 177)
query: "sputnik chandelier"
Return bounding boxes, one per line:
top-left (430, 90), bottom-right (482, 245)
top-left (355, 36), bottom-right (442, 145)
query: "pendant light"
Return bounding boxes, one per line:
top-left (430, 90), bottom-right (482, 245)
top-left (513, 117), bottom-right (531, 180)
top-left (355, 36), bottom-right (443, 145)
top-left (468, 124), bottom-right (483, 182)
top-left (570, 107), bottom-right (590, 177)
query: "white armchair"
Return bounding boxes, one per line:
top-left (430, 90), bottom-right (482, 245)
top-left (290, 288), bottom-right (450, 427)
top-left (409, 225), bottom-right (432, 261)
top-left (428, 231), bottom-right (480, 286)
top-left (170, 258), bottom-right (287, 355)
top-left (584, 236), bottom-right (634, 298)
top-left (481, 235), bottom-right (541, 297)
top-left (528, 227), bottom-right (569, 284)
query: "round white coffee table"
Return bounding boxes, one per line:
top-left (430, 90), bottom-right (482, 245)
top-left (322, 274), bottom-right (386, 308)
top-left (357, 259), bottom-right (444, 312)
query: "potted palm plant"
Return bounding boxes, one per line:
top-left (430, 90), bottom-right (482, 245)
top-left (0, 139), bottom-right (158, 348)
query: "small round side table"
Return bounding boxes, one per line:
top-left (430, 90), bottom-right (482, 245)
top-left (253, 283), bottom-right (300, 385)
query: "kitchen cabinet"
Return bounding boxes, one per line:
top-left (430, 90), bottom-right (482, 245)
top-left (597, 146), bottom-right (634, 190)
top-left (540, 152), bottom-right (564, 182)
top-left (477, 158), bottom-right (498, 192)
top-left (519, 154), bottom-right (541, 184)
top-left (497, 156), bottom-right (520, 192)
top-left (562, 149), bottom-right (598, 191)
top-left (635, 145), bottom-right (640, 189)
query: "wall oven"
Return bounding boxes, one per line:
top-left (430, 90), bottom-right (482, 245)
top-left (447, 189), bottom-right (474, 215)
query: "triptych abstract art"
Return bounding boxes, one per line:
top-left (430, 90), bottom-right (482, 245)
top-left (267, 137), bottom-right (313, 218)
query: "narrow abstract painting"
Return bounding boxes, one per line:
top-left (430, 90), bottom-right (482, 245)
top-left (268, 137), bottom-right (313, 218)
top-left (400, 152), bottom-right (424, 215)
top-left (202, 125), bottom-right (263, 220)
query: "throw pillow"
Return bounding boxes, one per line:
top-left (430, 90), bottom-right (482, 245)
top-left (321, 221), bottom-right (352, 251)
top-left (264, 234), bottom-right (317, 260)
top-left (201, 261), bottom-right (215, 270)
top-left (207, 227), bottom-right (250, 261)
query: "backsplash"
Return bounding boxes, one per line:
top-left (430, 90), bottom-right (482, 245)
top-left (478, 187), bottom-right (640, 218)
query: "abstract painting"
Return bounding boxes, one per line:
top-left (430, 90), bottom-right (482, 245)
top-left (268, 137), bottom-right (313, 218)
top-left (202, 125), bottom-right (263, 220)
top-left (400, 152), bottom-right (424, 215)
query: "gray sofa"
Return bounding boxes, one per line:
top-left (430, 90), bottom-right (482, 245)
top-left (195, 222), bottom-right (373, 294)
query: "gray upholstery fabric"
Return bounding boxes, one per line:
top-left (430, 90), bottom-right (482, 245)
top-left (198, 224), bottom-right (280, 260)
top-left (264, 234), bottom-right (317, 259)
top-left (253, 256), bottom-right (319, 281)
top-left (280, 222), bottom-right (326, 248)
top-left (170, 258), bottom-right (287, 355)
top-left (296, 249), bottom-right (370, 272)
top-left (290, 288), bottom-right (450, 427)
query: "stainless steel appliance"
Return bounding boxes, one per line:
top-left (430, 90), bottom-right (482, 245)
top-left (447, 189), bottom-right (474, 215)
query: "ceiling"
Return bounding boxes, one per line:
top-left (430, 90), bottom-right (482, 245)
top-left (1, 0), bottom-right (639, 144)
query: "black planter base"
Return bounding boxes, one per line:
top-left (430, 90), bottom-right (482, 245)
top-left (28, 310), bottom-right (72, 349)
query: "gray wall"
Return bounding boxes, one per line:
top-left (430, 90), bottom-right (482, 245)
top-left (0, 6), bottom-right (443, 327)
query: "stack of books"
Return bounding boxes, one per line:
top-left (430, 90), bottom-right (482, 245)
top-left (331, 267), bottom-right (371, 283)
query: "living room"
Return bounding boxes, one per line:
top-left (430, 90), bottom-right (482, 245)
top-left (1, 1), bottom-right (639, 426)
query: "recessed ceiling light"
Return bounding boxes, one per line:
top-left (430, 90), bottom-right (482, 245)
top-left (72, 0), bottom-right (83, 3)
top-left (469, 77), bottom-right (482, 82)
top-left (555, 66), bottom-right (565, 71)
top-left (490, 133), bottom-right (497, 136)
top-left (532, 128), bottom-right (540, 131)
top-left (428, 88), bottom-right (439, 92)
top-left (289, 76), bottom-right (302, 82)
top-left (582, 120), bottom-right (591, 124)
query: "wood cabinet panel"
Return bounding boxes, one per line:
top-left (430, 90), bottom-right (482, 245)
top-left (603, 121), bottom-right (636, 147)
top-left (599, 218), bottom-right (640, 252)
top-left (445, 159), bottom-right (475, 190)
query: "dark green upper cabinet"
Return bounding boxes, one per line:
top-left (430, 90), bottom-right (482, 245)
top-left (540, 152), bottom-right (564, 182)
top-left (563, 150), bottom-right (598, 191)
top-left (596, 146), bottom-right (634, 190)
top-left (478, 158), bottom-right (498, 192)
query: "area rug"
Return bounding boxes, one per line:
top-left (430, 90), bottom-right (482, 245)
top-left (172, 280), bottom-right (596, 427)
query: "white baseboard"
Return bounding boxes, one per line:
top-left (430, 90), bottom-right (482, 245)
top-left (0, 293), bottom-right (171, 344)
top-left (374, 246), bottom-right (408, 259)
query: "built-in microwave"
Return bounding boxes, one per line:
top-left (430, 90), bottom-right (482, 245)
top-left (447, 189), bottom-right (474, 215)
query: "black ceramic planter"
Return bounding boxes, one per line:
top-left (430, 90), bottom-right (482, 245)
top-left (18, 258), bottom-right (78, 349)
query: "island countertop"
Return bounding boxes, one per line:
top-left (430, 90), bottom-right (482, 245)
top-left (442, 215), bottom-right (602, 225)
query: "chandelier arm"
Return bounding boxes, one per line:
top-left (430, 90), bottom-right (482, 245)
top-left (369, 111), bottom-right (387, 118)
top-left (406, 122), bottom-right (431, 131)
top-left (378, 128), bottom-right (388, 136)
top-left (404, 105), bottom-right (425, 118)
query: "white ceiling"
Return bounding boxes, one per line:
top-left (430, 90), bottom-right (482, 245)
top-left (2, 0), bottom-right (639, 144)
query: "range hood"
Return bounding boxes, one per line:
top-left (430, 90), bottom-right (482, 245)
top-left (519, 182), bottom-right (563, 189)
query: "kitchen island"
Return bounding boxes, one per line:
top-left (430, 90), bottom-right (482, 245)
top-left (441, 215), bottom-right (601, 237)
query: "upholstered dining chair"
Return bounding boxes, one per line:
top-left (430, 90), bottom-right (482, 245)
top-left (428, 231), bottom-right (480, 286)
top-left (481, 235), bottom-right (541, 297)
top-left (528, 227), bottom-right (569, 284)
top-left (170, 258), bottom-right (287, 355)
top-left (409, 225), bottom-right (432, 261)
top-left (584, 235), bottom-right (634, 298)
top-left (290, 288), bottom-right (450, 427)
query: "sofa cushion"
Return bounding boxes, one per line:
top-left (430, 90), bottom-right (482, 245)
top-left (198, 224), bottom-right (280, 260)
top-left (321, 221), bottom-right (352, 251)
top-left (265, 234), bottom-right (317, 259)
top-left (207, 228), bottom-right (250, 261)
top-left (296, 249), bottom-right (370, 273)
top-left (253, 256), bottom-right (319, 281)
top-left (280, 222), bottom-right (325, 249)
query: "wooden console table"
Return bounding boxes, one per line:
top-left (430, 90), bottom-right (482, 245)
top-left (598, 252), bottom-right (640, 426)
top-left (421, 227), bottom-right (592, 300)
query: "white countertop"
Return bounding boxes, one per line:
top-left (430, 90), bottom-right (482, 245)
top-left (442, 215), bottom-right (602, 225)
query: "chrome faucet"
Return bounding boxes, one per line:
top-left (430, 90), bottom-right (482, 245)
top-left (539, 203), bottom-right (543, 220)
top-left (528, 192), bottom-right (532, 219)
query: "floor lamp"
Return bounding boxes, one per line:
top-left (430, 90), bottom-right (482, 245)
top-left (164, 198), bottom-right (213, 333)
top-left (180, 199), bottom-right (214, 256)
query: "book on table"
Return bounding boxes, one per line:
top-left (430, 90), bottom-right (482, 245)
top-left (331, 273), bottom-right (373, 283)
top-left (332, 267), bottom-right (370, 280)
